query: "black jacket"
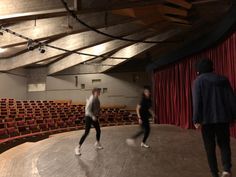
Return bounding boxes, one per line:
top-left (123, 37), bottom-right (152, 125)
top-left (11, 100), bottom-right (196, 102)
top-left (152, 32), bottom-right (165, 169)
top-left (192, 73), bottom-right (236, 124)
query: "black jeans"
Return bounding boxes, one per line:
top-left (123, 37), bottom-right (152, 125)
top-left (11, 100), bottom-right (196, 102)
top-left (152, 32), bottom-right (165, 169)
top-left (201, 123), bottom-right (232, 177)
top-left (79, 116), bottom-right (101, 146)
top-left (132, 119), bottom-right (150, 143)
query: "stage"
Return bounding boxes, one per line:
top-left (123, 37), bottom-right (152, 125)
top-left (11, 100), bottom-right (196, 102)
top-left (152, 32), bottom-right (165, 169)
top-left (1, 125), bottom-right (236, 177)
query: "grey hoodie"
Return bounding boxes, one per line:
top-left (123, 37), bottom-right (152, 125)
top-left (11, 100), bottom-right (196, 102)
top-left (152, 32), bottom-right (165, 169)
top-left (85, 95), bottom-right (100, 119)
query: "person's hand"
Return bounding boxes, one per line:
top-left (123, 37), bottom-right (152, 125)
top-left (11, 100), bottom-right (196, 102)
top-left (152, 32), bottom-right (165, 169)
top-left (152, 114), bottom-right (155, 120)
top-left (92, 116), bottom-right (97, 121)
top-left (152, 113), bottom-right (155, 118)
top-left (194, 123), bottom-right (201, 129)
top-left (138, 118), bottom-right (142, 125)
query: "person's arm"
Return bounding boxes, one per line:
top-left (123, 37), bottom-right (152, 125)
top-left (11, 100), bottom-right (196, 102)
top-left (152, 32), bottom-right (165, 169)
top-left (85, 96), bottom-right (97, 121)
top-left (149, 109), bottom-right (155, 118)
top-left (136, 104), bottom-right (142, 124)
top-left (192, 79), bottom-right (202, 129)
top-left (226, 79), bottom-right (236, 120)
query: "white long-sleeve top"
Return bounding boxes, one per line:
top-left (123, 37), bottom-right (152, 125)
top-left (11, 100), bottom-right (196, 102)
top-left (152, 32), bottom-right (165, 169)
top-left (85, 95), bottom-right (100, 118)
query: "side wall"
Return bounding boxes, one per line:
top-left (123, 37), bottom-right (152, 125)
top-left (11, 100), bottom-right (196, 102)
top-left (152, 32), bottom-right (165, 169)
top-left (0, 69), bottom-right (27, 100)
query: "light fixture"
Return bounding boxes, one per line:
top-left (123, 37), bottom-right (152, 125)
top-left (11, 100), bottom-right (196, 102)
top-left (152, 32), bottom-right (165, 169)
top-left (27, 40), bottom-right (36, 51)
top-left (39, 44), bottom-right (46, 53)
top-left (0, 48), bottom-right (6, 53)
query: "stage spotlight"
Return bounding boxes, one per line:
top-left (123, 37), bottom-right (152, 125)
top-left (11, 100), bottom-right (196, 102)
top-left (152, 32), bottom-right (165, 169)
top-left (39, 44), bottom-right (46, 53)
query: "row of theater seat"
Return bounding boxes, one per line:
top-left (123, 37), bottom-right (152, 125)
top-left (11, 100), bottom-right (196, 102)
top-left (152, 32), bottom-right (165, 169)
top-left (0, 99), bottom-right (138, 146)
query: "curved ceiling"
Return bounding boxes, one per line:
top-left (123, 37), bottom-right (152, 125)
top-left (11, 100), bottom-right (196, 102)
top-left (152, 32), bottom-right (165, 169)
top-left (0, 0), bottom-right (234, 74)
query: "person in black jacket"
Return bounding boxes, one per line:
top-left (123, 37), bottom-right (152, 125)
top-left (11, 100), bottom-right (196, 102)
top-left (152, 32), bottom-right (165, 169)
top-left (192, 59), bottom-right (236, 177)
top-left (126, 86), bottom-right (155, 148)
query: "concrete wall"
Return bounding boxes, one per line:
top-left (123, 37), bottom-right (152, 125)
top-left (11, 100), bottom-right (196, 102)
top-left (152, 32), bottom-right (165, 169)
top-left (27, 69), bottom-right (151, 109)
top-left (0, 69), bottom-right (27, 99)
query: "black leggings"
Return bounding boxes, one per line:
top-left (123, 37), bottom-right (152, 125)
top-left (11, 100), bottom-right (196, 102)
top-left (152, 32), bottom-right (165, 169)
top-left (79, 116), bottom-right (101, 146)
top-left (201, 123), bottom-right (232, 177)
top-left (132, 120), bottom-right (150, 143)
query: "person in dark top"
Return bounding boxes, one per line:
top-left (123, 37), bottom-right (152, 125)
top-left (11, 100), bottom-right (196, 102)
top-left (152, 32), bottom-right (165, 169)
top-left (126, 86), bottom-right (155, 148)
top-left (192, 59), bottom-right (236, 177)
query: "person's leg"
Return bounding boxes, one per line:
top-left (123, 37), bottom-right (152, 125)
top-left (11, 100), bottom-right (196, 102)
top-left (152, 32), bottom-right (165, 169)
top-left (131, 121), bottom-right (145, 139)
top-left (126, 124), bottom-right (144, 146)
top-left (201, 124), bottom-right (219, 177)
top-left (79, 116), bottom-right (92, 146)
top-left (92, 120), bottom-right (103, 149)
top-left (142, 121), bottom-right (150, 143)
top-left (215, 123), bottom-right (232, 174)
top-left (92, 120), bottom-right (101, 142)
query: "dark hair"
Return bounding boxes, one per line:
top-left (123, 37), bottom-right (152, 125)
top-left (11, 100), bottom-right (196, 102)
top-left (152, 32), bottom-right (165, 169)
top-left (143, 85), bottom-right (151, 91)
top-left (92, 88), bottom-right (100, 94)
top-left (142, 86), bottom-right (151, 99)
top-left (195, 58), bottom-right (213, 74)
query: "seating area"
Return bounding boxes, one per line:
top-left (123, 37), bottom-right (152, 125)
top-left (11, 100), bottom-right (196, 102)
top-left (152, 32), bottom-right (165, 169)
top-left (0, 98), bottom-right (138, 151)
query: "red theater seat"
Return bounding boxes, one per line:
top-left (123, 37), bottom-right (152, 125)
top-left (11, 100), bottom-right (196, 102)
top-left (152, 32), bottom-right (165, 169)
top-left (0, 99), bottom-right (137, 150)
top-left (48, 122), bottom-right (57, 130)
top-left (7, 122), bottom-right (16, 128)
top-left (1, 111), bottom-right (7, 116)
top-left (29, 124), bottom-right (40, 133)
top-left (39, 123), bottom-right (48, 131)
top-left (0, 128), bottom-right (8, 139)
top-left (7, 127), bottom-right (19, 137)
top-left (17, 120), bottom-right (26, 127)
top-left (57, 121), bottom-right (67, 128)
top-left (27, 120), bottom-right (35, 125)
top-left (17, 120), bottom-right (30, 134)
top-left (66, 120), bottom-right (76, 127)
top-left (36, 119), bottom-right (44, 124)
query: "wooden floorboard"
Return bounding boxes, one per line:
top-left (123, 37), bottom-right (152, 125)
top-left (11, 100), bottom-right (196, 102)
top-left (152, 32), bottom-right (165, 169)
top-left (1, 125), bottom-right (236, 177)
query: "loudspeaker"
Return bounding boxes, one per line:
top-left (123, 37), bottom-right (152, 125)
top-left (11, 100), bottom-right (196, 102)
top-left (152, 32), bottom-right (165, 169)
top-left (75, 76), bottom-right (78, 87)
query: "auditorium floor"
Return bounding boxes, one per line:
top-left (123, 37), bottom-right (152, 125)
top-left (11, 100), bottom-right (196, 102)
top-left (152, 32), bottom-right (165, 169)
top-left (1, 125), bottom-right (236, 177)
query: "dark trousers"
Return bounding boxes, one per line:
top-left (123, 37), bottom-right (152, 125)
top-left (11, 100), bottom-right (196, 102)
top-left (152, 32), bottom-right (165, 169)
top-left (132, 120), bottom-right (150, 143)
top-left (201, 123), bottom-right (232, 177)
top-left (79, 116), bottom-right (101, 146)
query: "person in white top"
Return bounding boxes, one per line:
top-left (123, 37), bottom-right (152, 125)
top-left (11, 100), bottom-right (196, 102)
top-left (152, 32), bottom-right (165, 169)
top-left (75, 88), bottom-right (103, 156)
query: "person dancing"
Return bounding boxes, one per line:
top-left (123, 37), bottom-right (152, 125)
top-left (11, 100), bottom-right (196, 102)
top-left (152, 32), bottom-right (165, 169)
top-left (126, 86), bottom-right (155, 148)
top-left (75, 88), bottom-right (103, 156)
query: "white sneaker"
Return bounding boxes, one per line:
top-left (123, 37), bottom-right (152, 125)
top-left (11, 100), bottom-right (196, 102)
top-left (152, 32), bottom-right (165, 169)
top-left (75, 146), bottom-right (81, 156)
top-left (126, 138), bottom-right (135, 146)
top-left (95, 142), bottom-right (103, 150)
top-left (221, 172), bottom-right (232, 177)
top-left (141, 142), bottom-right (150, 148)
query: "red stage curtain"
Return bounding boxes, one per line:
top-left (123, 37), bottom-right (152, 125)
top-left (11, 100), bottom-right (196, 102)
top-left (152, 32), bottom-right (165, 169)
top-left (153, 31), bottom-right (236, 137)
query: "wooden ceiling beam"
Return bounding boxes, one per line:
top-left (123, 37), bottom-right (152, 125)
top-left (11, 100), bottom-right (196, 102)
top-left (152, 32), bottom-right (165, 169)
top-left (192, 0), bottom-right (221, 5)
top-left (157, 5), bottom-right (188, 17)
top-left (164, 15), bottom-right (190, 24)
top-left (112, 4), bottom-right (188, 18)
top-left (166, 0), bottom-right (192, 9)
top-left (0, 16), bottom-right (135, 48)
top-left (47, 30), bottom-right (156, 74)
top-left (0, 0), bottom-right (165, 24)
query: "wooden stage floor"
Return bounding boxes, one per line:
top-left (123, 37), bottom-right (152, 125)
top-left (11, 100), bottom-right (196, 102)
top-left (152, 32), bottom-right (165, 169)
top-left (1, 125), bottom-right (236, 177)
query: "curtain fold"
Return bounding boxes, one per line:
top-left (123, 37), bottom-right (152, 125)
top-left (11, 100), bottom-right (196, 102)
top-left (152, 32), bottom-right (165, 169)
top-left (153, 32), bottom-right (236, 136)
